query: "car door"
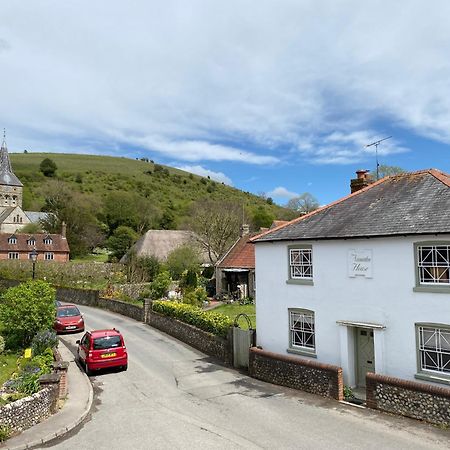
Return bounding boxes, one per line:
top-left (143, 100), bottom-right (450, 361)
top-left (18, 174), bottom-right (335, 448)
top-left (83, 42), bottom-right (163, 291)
top-left (78, 333), bottom-right (90, 363)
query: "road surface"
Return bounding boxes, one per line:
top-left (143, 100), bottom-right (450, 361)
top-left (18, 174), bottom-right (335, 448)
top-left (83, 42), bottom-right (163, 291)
top-left (41, 305), bottom-right (450, 449)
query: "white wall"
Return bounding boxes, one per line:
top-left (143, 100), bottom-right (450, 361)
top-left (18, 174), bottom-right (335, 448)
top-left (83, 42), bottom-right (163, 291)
top-left (255, 235), bottom-right (450, 384)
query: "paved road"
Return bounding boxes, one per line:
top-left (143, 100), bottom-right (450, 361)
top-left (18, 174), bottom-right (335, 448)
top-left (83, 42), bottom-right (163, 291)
top-left (41, 305), bottom-right (450, 450)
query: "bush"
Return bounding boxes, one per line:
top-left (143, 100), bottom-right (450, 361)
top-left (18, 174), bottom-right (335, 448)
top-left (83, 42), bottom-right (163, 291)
top-left (31, 330), bottom-right (58, 356)
top-left (180, 268), bottom-right (197, 291)
top-left (149, 271), bottom-right (172, 299)
top-left (0, 335), bottom-right (4, 354)
top-left (0, 280), bottom-right (56, 348)
top-left (0, 425), bottom-right (11, 442)
top-left (152, 300), bottom-right (232, 337)
top-left (166, 245), bottom-right (201, 280)
top-left (39, 158), bottom-right (57, 177)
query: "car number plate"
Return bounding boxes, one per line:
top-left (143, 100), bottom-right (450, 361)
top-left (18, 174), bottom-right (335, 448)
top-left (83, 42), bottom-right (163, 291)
top-left (66, 326), bottom-right (76, 329)
top-left (101, 352), bottom-right (116, 358)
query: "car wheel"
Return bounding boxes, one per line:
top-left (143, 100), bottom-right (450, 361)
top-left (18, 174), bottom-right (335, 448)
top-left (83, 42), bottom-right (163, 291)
top-left (122, 364), bottom-right (128, 372)
top-left (85, 364), bottom-right (93, 377)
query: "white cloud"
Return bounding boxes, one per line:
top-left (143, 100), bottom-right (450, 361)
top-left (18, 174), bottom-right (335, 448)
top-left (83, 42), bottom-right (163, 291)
top-left (267, 186), bottom-right (299, 200)
top-left (1, 1), bottom-right (450, 165)
top-left (175, 164), bottom-right (232, 185)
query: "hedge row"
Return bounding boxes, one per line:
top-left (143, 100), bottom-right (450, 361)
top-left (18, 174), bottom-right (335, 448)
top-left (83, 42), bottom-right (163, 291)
top-left (151, 301), bottom-right (233, 338)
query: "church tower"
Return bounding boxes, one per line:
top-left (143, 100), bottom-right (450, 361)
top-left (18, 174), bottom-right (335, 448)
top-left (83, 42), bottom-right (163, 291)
top-left (0, 131), bottom-right (23, 210)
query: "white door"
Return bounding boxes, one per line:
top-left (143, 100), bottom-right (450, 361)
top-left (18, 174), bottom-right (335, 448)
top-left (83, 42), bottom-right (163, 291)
top-left (356, 328), bottom-right (375, 387)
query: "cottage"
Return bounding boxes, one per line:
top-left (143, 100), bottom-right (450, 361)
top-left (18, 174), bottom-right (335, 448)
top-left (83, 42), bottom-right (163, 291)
top-left (252, 169), bottom-right (450, 389)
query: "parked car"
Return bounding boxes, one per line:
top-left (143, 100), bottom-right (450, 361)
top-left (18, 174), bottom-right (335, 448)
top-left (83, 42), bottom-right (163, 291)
top-left (76, 328), bottom-right (128, 376)
top-left (54, 304), bottom-right (85, 333)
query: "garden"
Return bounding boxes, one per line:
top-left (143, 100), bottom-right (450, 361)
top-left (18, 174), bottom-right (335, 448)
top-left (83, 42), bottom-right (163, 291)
top-left (0, 280), bottom-right (59, 442)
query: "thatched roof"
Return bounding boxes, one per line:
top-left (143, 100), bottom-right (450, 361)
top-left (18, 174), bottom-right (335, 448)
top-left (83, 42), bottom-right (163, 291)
top-left (122, 229), bottom-right (210, 264)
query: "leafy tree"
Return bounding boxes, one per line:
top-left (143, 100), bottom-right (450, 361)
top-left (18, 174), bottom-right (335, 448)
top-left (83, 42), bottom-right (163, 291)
top-left (107, 226), bottom-right (138, 260)
top-left (187, 199), bottom-right (242, 264)
top-left (125, 251), bottom-right (161, 282)
top-left (371, 164), bottom-right (404, 179)
top-left (179, 268), bottom-right (198, 292)
top-left (159, 209), bottom-right (176, 230)
top-left (166, 245), bottom-right (201, 280)
top-left (0, 280), bottom-right (56, 348)
top-left (39, 158), bottom-right (57, 177)
top-left (251, 206), bottom-right (275, 230)
top-left (41, 181), bottom-right (104, 257)
top-left (19, 222), bottom-right (43, 234)
top-left (286, 193), bottom-right (319, 215)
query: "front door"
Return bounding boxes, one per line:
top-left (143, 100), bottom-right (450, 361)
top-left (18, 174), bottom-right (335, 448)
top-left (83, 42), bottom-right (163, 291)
top-left (356, 328), bottom-right (375, 387)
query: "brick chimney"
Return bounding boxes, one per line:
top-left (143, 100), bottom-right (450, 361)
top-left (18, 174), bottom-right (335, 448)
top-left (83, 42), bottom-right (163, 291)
top-left (61, 221), bottom-right (67, 239)
top-left (350, 170), bottom-right (373, 193)
top-left (240, 224), bottom-right (250, 237)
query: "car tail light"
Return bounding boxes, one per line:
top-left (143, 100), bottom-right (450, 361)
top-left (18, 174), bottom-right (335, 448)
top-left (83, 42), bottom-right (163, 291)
top-left (88, 351), bottom-right (93, 358)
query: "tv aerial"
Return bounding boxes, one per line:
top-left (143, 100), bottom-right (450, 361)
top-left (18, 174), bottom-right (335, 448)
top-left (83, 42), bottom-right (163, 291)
top-left (365, 136), bottom-right (392, 180)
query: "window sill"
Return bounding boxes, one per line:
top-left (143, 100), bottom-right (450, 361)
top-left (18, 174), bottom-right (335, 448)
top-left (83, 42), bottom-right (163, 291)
top-left (287, 348), bottom-right (317, 358)
top-left (413, 286), bottom-right (450, 294)
top-left (414, 372), bottom-right (450, 386)
top-left (286, 279), bottom-right (314, 286)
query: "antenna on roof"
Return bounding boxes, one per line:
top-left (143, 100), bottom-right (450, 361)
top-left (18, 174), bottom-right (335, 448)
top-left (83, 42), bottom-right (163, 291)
top-left (365, 136), bottom-right (392, 180)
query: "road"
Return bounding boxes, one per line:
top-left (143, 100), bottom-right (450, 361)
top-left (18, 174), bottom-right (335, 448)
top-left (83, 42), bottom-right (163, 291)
top-left (42, 305), bottom-right (450, 450)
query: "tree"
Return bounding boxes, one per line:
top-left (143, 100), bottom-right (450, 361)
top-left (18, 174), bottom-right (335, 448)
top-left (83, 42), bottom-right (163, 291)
top-left (286, 193), bottom-right (319, 215)
top-left (0, 280), bottom-right (56, 348)
top-left (41, 181), bottom-right (104, 257)
top-left (371, 164), bottom-right (404, 179)
top-left (166, 244), bottom-right (201, 280)
top-left (251, 206), bottom-right (275, 230)
top-left (107, 226), bottom-right (138, 260)
top-left (187, 199), bottom-right (242, 264)
top-left (19, 222), bottom-right (43, 234)
top-left (149, 271), bottom-right (172, 299)
top-left (125, 251), bottom-right (160, 282)
top-left (39, 158), bottom-right (57, 177)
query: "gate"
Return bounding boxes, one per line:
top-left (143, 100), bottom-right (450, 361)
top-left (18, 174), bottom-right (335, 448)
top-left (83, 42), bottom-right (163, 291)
top-left (233, 313), bottom-right (255, 369)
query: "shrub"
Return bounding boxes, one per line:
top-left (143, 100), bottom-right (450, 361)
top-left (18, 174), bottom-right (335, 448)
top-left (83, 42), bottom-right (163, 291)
top-left (0, 335), bottom-right (4, 354)
top-left (166, 245), bottom-right (201, 280)
top-left (152, 300), bottom-right (232, 337)
top-left (149, 271), bottom-right (172, 299)
top-left (39, 158), bottom-right (57, 177)
top-left (0, 425), bottom-right (11, 442)
top-left (31, 330), bottom-right (58, 356)
top-left (180, 268), bottom-right (197, 291)
top-left (0, 281), bottom-right (56, 348)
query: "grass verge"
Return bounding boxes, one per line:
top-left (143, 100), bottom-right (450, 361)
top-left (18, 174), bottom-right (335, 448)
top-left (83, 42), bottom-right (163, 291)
top-left (211, 303), bottom-right (256, 329)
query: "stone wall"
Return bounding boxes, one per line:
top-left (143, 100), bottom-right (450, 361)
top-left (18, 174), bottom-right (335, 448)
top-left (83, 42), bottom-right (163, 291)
top-left (366, 373), bottom-right (450, 425)
top-left (97, 298), bottom-right (143, 321)
top-left (146, 310), bottom-right (233, 364)
top-left (0, 386), bottom-right (58, 434)
top-left (56, 286), bottom-right (99, 306)
top-left (249, 347), bottom-right (343, 400)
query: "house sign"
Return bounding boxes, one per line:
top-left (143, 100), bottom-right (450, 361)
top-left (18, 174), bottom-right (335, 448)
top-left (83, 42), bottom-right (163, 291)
top-left (348, 249), bottom-right (373, 278)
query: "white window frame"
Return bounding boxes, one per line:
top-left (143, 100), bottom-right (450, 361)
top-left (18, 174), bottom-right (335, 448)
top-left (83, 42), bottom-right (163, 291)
top-left (287, 245), bottom-right (313, 285)
top-left (414, 242), bottom-right (450, 293)
top-left (27, 239), bottom-right (36, 246)
top-left (43, 237), bottom-right (53, 245)
top-left (287, 308), bottom-right (316, 357)
top-left (416, 323), bottom-right (450, 383)
top-left (8, 252), bottom-right (19, 259)
top-left (8, 237), bottom-right (17, 244)
top-left (44, 252), bottom-right (54, 260)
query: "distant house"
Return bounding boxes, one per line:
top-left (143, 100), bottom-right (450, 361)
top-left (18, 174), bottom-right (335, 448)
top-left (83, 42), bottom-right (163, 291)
top-left (252, 169), bottom-right (450, 389)
top-left (122, 229), bottom-right (210, 264)
top-left (215, 225), bottom-right (256, 300)
top-left (0, 231), bottom-right (70, 262)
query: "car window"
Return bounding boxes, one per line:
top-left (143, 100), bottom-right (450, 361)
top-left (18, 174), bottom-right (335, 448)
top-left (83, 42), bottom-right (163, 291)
top-left (93, 335), bottom-right (122, 350)
top-left (81, 334), bottom-right (90, 347)
top-left (57, 306), bottom-right (80, 317)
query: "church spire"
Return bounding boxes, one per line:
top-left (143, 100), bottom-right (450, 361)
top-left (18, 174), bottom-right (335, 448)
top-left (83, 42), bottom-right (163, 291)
top-left (0, 130), bottom-right (23, 187)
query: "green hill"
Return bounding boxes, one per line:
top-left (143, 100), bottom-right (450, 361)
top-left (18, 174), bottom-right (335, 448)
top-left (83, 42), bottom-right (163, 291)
top-left (10, 152), bottom-right (294, 256)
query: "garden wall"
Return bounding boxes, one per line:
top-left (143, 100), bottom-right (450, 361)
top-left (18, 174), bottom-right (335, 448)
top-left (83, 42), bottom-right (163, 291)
top-left (0, 385), bottom-right (58, 434)
top-left (248, 347), bottom-right (343, 400)
top-left (366, 373), bottom-right (450, 425)
top-left (146, 310), bottom-right (233, 364)
top-left (97, 298), bottom-right (143, 322)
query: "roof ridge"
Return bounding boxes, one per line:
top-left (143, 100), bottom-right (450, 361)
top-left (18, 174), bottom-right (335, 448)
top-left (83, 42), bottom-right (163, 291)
top-left (251, 168), bottom-right (450, 242)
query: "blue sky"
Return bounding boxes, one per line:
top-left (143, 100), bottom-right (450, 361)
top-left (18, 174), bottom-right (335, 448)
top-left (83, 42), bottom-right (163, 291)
top-left (1, 1), bottom-right (449, 206)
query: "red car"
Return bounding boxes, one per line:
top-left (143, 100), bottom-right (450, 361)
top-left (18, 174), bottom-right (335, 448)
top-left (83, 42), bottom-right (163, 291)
top-left (76, 329), bottom-right (128, 376)
top-left (54, 304), bottom-right (85, 333)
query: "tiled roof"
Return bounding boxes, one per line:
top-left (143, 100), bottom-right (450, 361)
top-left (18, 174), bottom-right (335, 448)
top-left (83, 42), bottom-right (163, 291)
top-left (253, 169), bottom-right (450, 242)
top-left (217, 233), bottom-right (256, 269)
top-left (0, 233), bottom-right (70, 252)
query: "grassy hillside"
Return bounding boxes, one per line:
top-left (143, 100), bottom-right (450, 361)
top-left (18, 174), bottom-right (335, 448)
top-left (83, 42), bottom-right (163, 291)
top-left (10, 152), bottom-right (293, 229)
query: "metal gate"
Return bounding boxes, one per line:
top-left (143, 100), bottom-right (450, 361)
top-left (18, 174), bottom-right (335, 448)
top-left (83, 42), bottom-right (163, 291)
top-left (233, 314), bottom-right (255, 369)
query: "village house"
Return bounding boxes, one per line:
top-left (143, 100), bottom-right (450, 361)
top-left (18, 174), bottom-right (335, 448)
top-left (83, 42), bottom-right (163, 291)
top-left (252, 169), bottom-right (450, 389)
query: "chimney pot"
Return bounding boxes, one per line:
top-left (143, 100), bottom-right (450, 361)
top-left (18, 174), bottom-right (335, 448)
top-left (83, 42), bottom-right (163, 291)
top-left (350, 170), bottom-right (374, 193)
top-left (240, 224), bottom-right (250, 237)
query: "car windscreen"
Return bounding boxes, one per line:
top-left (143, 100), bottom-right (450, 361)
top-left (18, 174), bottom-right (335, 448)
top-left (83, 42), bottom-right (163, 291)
top-left (57, 307), bottom-right (80, 317)
top-left (93, 335), bottom-right (122, 350)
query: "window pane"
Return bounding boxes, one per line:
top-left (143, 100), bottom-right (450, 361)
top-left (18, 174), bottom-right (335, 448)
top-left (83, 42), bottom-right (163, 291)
top-left (290, 310), bottom-right (315, 350)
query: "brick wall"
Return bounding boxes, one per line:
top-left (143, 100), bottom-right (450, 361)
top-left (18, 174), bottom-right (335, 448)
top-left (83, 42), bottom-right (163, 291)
top-left (366, 373), bottom-right (450, 425)
top-left (249, 347), bottom-right (344, 400)
top-left (146, 310), bottom-right (233, 364)
top-left (0, 386), bottom-right (59, 434)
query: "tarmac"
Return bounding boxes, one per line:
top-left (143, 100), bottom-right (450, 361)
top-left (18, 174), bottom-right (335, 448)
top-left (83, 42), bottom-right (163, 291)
top-left (2, 341), bottom-right (93, 450)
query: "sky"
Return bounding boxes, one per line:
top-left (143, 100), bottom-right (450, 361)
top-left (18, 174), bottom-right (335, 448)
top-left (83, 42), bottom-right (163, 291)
top-left (1, 1), bottom-right (449, 206)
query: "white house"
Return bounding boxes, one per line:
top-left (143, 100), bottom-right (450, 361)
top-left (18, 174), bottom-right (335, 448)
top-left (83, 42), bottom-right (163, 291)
top-left (253, 169), bottom-right (450, 389)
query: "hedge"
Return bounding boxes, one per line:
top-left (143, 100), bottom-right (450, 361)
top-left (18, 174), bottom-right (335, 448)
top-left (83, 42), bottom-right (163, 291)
top-left (151, 301), bottom-right (232, 338)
